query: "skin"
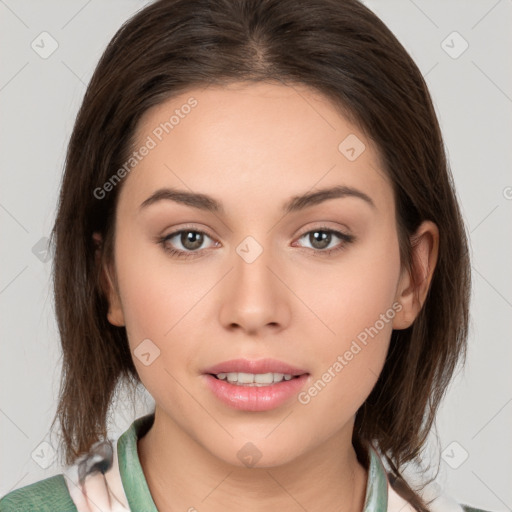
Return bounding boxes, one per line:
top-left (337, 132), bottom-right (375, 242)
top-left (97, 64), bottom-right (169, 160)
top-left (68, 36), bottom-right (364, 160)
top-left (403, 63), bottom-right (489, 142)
top-left (98, 81), bottom-right (439, 512)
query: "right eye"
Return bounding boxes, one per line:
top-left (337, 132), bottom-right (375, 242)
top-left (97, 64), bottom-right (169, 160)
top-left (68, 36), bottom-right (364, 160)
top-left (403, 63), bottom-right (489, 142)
top-left (158, 229), bottom-right (220, 259)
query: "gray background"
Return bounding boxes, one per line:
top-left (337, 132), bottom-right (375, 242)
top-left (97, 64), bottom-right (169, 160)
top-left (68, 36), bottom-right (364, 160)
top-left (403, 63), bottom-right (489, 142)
top-left (1, 0), bottom-right (511, 509)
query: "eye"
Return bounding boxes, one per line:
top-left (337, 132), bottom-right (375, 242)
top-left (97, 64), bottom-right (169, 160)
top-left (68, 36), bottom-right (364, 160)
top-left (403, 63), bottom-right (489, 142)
top-left (158, 228), bottom-right (219, 259)
top-left (294, 227), bottom-right (355, 256)
top-left (157, 226), bottom-right (355, 260)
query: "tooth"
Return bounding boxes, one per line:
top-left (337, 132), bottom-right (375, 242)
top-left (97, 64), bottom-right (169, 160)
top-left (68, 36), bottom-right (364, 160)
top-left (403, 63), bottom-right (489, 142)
top-left (254, 373), bottom-right (274, 384)
top-left (236, 372), bottom-right (255, 384)
top-left (217, 372), bottom-right (296, 385)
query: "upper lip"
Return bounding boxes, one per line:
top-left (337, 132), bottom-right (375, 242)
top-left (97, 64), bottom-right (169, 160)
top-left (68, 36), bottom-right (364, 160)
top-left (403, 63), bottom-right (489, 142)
top-left (203, 358), bottom-right (308, 376)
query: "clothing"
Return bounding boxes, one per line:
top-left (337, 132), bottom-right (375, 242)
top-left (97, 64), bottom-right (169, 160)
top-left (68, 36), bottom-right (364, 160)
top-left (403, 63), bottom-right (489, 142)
top-left (0, 413), bottom-right (489, 512)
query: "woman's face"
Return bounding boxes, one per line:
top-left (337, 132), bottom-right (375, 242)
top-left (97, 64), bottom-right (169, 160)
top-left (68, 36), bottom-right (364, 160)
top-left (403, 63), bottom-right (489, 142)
top-left (105, 81), bottom-right (411, 467)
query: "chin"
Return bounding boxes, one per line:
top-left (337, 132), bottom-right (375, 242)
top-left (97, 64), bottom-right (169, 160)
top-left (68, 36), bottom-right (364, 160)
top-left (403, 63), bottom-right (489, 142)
top-left (205, 436), bottom-right (304, 470)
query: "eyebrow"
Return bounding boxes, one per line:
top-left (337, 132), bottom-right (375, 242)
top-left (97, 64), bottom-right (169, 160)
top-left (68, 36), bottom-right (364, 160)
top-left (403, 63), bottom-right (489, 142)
top-left (139, 185), bottom-right (376, 214)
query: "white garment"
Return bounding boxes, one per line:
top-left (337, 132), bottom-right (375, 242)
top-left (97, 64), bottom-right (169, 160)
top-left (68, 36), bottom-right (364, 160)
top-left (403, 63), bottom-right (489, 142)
top-left (63, 436), bottom-right (129, 512)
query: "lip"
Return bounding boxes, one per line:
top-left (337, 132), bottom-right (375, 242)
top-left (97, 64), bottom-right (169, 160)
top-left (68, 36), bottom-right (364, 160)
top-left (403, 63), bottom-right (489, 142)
top-left (202, 358), bottom-right (308, 376)
top-left (203, 373), bottom-right (310, 411)
top-left (201, 358), bottom-right (310, 412)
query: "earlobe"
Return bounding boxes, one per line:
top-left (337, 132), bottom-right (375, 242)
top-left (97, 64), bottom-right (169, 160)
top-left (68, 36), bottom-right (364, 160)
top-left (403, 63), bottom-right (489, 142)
top-left (392, 221), bottom-right (439, 330)
top-left (93, 232), bottom-right (125, 327)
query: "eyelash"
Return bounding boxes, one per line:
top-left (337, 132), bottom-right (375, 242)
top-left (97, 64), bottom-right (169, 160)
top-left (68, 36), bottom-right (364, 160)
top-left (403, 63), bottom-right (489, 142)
top-left (157, 226), bottom-right (355, 260)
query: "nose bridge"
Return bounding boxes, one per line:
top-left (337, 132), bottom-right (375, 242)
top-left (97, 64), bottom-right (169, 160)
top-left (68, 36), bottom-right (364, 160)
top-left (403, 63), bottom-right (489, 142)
top-left (233, 234), bottom-right (276, 295)
top-left (219, 233), bottom-right (289, 332)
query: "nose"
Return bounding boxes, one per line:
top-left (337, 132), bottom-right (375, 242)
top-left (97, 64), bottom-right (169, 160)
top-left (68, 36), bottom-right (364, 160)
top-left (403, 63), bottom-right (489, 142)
top-left (218, 237), bottom-right (291, 336)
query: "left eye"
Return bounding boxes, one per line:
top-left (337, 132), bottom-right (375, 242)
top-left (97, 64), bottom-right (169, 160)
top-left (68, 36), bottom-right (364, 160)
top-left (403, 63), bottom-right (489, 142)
top-left (294, 228), bottom-right (354, 252)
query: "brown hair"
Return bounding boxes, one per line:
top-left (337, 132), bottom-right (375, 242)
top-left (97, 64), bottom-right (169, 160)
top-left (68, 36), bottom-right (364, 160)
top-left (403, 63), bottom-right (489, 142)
top-left (49, 0), bottom-right (471, 509)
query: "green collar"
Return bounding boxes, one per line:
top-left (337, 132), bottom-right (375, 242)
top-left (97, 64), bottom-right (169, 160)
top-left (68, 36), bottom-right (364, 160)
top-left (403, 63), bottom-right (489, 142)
top-left (117, 413), bottom-right (388, 511)
top-left (117, 413), bottom-right (158, 511)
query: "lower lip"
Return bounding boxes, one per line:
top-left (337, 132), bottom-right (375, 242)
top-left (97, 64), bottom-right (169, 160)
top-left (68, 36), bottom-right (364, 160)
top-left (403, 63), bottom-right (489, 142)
top-left (203, 374), bottom-right (310, 412)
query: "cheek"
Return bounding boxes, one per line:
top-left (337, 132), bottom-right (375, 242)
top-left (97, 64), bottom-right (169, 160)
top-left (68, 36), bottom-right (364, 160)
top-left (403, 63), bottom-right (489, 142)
top-left (111, 229), bottom-right (200, 373)
top-left (113, 223), bottom-right (201, 335)
top-left (307, 227), bottom-right (401, 346)
top-left (113, 250), bottom-right (200, 410)
top-left (296, 230), bottom-right (401, 410)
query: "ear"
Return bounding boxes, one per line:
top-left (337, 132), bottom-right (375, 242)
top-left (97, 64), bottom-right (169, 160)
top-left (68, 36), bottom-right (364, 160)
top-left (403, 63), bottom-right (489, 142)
top-left (92, 232), bottom-right (125, 327)
top-left (392, 220), bottom-right (439, 330)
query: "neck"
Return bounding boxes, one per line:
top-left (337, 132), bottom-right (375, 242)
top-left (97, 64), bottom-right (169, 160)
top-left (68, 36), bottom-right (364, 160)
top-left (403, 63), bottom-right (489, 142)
top-left (137, 409), bottom-right (368, 512)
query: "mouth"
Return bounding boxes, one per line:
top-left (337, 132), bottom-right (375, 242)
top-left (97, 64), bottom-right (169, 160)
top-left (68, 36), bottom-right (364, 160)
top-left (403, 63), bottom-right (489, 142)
top-left (201, 358), bottom-right (310, 411)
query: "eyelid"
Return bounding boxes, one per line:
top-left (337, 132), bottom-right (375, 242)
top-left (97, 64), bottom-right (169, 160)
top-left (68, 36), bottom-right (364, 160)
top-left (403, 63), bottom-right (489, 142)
top-left (295, 222), bottom-right (352, 238)
top-left (161, 223), bottom-right (217, 240)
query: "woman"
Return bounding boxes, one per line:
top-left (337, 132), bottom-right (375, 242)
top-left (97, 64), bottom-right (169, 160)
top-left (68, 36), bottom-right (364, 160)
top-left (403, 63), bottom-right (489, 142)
top-left (0, 0), bottom-right (486, 510)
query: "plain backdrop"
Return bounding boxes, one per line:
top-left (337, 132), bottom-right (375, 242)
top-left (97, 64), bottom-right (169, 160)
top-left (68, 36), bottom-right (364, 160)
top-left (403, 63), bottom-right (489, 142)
top-left (0, 0), bottom-right (511, 510)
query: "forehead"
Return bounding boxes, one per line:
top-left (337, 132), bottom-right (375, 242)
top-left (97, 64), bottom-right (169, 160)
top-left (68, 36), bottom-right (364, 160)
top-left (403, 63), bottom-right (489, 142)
top-left (120, 81), bottom-right (392, 216)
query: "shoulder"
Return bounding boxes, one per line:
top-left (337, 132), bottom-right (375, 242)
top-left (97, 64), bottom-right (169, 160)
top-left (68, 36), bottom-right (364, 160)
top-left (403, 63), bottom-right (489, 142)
top-left (0, 474), bottom-right (77, 512)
